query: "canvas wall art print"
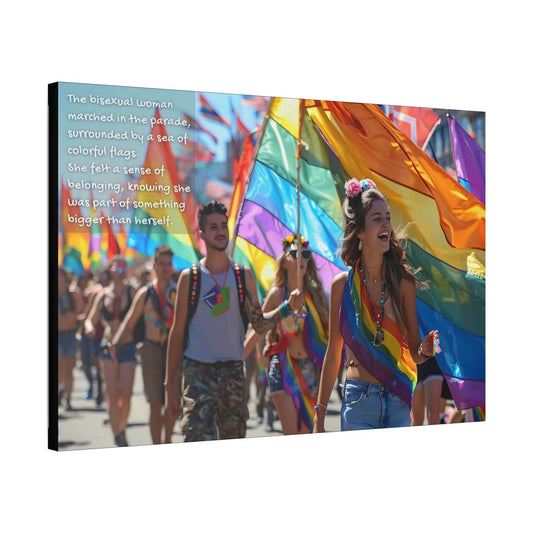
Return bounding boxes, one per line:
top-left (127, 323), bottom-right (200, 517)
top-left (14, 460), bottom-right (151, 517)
top-left (49, 82), bottom-right (485, 451)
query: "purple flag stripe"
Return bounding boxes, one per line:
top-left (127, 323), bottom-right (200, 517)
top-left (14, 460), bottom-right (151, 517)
top-left (238, 199), bottom-right (345, 293)
top-left (449, 116), bottom-right (485, 204)
top-left (444, 375), bottom-right (485, 410)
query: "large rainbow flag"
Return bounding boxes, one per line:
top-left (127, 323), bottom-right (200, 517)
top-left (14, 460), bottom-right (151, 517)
top-left (232, 99), bottom-right (348, 300)
top-left (233, 97), bottom-right (485, 410)
top-left (60, 180), bottom-right (91, 275)
top-left (127, 108), bottom-right (201, 271)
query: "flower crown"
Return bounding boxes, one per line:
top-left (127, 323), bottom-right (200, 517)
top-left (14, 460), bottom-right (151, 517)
top-left (344, 178), bottom-right (377, 199)
top-left (282, 234), bottom-right (309, 248)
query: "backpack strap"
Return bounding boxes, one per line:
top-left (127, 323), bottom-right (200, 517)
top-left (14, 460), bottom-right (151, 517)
top-left (183, 264), bottom-right (201, 350)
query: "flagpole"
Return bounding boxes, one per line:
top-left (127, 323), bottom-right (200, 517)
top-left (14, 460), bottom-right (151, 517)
top-left (295, 98), bottom-right (305, 291)
top-left (295, 98), bottom-right (307, 317)
top-left (228, 98), bottom-right (272, 259)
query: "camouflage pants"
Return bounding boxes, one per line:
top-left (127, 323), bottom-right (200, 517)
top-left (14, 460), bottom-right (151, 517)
top-left (181, 357), bottom-right (247, 442)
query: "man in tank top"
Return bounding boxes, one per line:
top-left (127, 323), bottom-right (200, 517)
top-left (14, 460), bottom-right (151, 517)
top-left (165, 201), bottom-right (304, 442)
top-left (111, 245), bottom-right (179, 444)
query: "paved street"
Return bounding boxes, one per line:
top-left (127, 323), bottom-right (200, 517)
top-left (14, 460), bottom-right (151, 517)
top-left (56, 361), bottom-right (344, 451)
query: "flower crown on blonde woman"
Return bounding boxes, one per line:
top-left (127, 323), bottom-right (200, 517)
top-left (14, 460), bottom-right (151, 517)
top-left (282, 234), bottom-right (309, 248)
top-left (344, 178), bottom-right (377, 198)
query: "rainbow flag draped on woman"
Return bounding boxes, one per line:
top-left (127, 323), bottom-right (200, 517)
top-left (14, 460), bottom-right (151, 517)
top-left (267, 293), bottom-right (328, 431)
top-left (339, 265), bottom-right (417, 408)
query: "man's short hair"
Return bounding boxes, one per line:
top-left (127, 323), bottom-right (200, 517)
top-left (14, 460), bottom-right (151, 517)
top-left (198, 200), bottom-right (228, 232)
top-left (154, 245), bottom-right (173, 262)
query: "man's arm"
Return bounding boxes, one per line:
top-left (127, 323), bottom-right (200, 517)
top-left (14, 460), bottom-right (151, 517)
top-left (84, 291), bottom-right (104, 338)
top-left (111, 286), bottom-right (147, 346)
top-left (243, 268), bottom-right (304, 335)
top-left (164, 270), bottom-right (190, 417)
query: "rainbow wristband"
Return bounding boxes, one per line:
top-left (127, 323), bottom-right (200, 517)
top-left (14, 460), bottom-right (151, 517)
top-left (279, 300), bottom-right (292, 319)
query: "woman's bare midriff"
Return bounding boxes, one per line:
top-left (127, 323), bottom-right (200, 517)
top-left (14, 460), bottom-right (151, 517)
top-left (345, 346), bottom-right (380, 383)
top-left (287, 334), bottom-right (308, 360)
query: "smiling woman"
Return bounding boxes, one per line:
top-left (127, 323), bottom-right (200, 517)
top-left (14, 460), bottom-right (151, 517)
top-left (314, 177), bottom-right (439, 433)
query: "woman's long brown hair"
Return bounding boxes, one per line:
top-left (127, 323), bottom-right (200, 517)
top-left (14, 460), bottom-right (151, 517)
top-left (341, 188), bottom-right (425, 336)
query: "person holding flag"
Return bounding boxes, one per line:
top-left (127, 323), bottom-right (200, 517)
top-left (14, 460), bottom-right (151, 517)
top-left (112, 246), bottom-right (179, 444)
top-left (245, 234), bottom-right (329, 435)
top-left (314, 178), bottom-right (439, 432)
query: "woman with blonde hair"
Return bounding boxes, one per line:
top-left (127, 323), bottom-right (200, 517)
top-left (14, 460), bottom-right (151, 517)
top-left (314, 178), bottom-right (439, 432)
top-left (245, 235), bottom-right (329, 434)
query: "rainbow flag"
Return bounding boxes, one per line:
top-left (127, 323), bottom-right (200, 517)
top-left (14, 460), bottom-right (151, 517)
top-left (266, 292), bottom-right (328, 431)
top-left (340, 266), bottom-right (417, 407)
top-left (279, 352), bottom-right (316, 432)
top-left (236, 97), bottom-right (485, 410)
top-left (127, 109), bottom-right (200, 271)
top-left (232, 98), bottom-right (348, 300)
top-left (305, 99), bottom-right (485, 410)
top-left (472, 406), bottom-right (486, 422)
top-left (60, 179), bottom-right (91, 275)
top-left (449, 115), bottom-right (485, 204)
top-left (88, 191), bottom-right (103, 269)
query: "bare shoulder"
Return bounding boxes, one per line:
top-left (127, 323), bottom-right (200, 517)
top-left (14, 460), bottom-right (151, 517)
top-left (176, 267), bottom-right (191, 293)
top-left (331, 271), bottom-right (349, 292)
top-left (264, 285), bottom-right (284, 308)
top-left (400, 276), bottom-right (416, 296)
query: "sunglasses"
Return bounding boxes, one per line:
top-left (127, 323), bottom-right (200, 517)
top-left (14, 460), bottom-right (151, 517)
top-left (113, 267), bottom-right (128, 274)
top-left (289, 249), bottom-right (311, 260)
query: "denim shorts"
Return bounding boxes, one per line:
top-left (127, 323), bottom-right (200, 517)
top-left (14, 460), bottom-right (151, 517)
top-left (267, 354), bottom-right (318, 396)
top-left (99, 343), bottom-right (137, 363)
top-left (341, 379), bottom-right (411, 431)
top-left (58, 330), bottom-right (78, 358)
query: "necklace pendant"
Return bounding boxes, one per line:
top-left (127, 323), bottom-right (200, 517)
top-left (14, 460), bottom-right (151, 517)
top-left (372, 327), bottom-right (385, 347)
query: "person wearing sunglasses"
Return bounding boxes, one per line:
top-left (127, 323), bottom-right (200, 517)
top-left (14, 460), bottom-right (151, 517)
top-left (86, 255), bottom-right (138, 446)
top-left (245, 234), bottom-right (329, 435)
top-left (313, 179), bottom-right (438, 432)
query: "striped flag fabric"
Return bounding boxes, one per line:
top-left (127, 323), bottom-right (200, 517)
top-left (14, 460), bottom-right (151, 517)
top-left (127, 109), bottom-right (200, 271)
top-left (232, 98), bottom-right (348, 301)
top-left (306, 99), bottom-right (485, 410)
top-left (449, 115), bottom-right (485, 204)
top-left (183, 112), bottom-right (218, 144)
top-left (60, 179), bottom-right (91, 275)
top-left (384, 105), bottom-right (441, 150)
top-left (199, 93), bottom-right (231, 127)
top-left (234, 97), bottom-right (485, 410)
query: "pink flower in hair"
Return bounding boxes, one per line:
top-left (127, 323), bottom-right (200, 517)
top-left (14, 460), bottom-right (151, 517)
top-left (345, 178), bottom-right (362, 198)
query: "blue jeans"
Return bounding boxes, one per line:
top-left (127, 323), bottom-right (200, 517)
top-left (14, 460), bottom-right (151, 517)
top-left (341, 379), bottom-right (411, 431)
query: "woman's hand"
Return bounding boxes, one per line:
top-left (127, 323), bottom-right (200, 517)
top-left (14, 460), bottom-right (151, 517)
top-left (420, 330), bottom-right (439, 357)
top-left (287, 288), bottom-right (304, 313)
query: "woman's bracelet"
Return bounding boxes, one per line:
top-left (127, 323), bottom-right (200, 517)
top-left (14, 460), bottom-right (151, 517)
top-left (279, 300), bottom-right (292, 319)
top-left (314, 402), bottom-right (327, 413)
top-left (418, 343), bottom-right (433, 361)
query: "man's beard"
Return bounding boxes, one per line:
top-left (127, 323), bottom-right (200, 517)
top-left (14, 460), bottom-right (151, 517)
top-left (205, 236), bottom-right (228, 252)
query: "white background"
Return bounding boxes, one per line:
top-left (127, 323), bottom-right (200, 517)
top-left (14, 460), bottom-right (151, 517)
top-left (1, 1), bottom-right (530, 531)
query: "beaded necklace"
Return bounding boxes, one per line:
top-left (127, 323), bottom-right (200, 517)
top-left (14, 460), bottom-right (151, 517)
top-left (360, 266), bottom-right (386, 347)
